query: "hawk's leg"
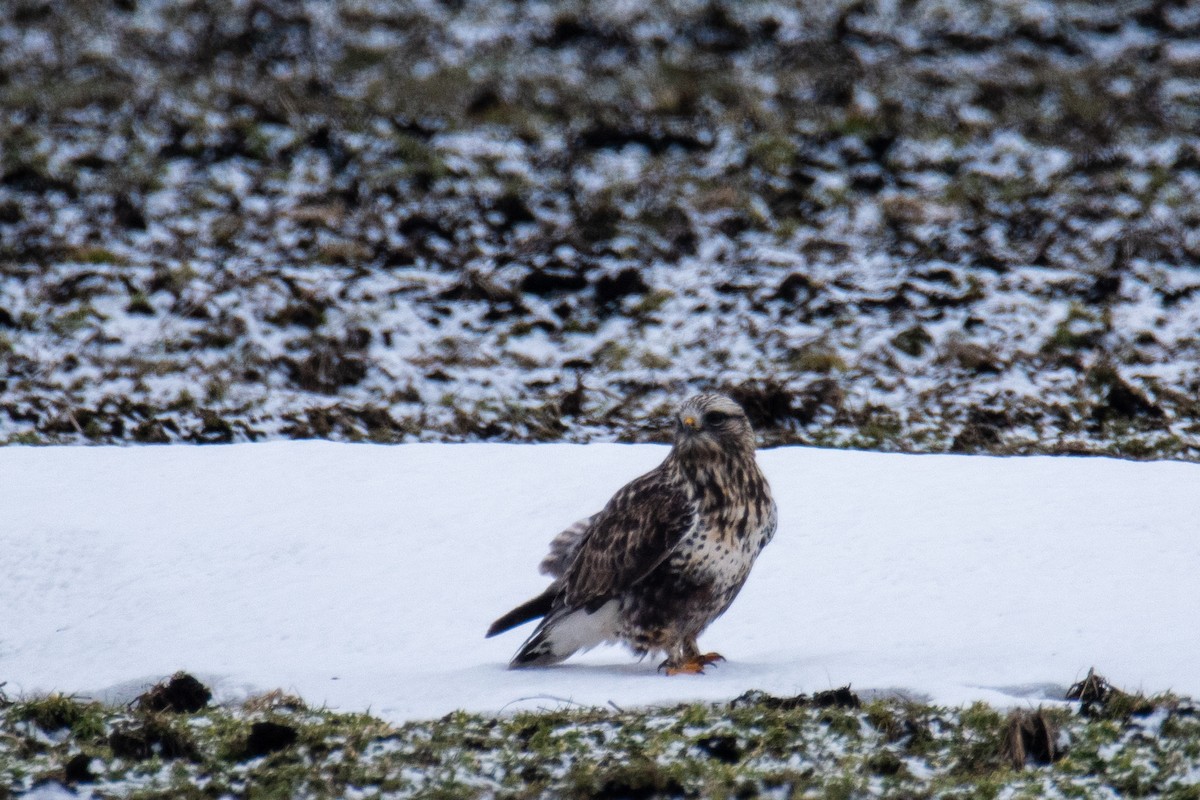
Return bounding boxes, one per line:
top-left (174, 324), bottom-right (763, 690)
top-left (658, 638), bottom-right (725, 676)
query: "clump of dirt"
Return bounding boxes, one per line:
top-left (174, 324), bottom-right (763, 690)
top-left (592, 759), bottom-right (686, 800)
top-left (519, 267), bottom-right (588, 297)
top-left (238, 720), bottom-right (299, 759)
top-left (727, 380), bottom-right (800, 431)
top-left (594, 268), bottom-right (650, 307)
top-left (282, 331), bottom-right (371, 394)
top-left (135, 672), bottom-right (211, 714)
top-left (242, 689), bottom-right (308, 713)
top-left (1001, 709), bottom-right (1061, 769)
top-left (63, 752), bottom-right (94, 784)
top-left (729, 685), bottom-right (861, 711)
top-left (951, 407), bottom-right (1012, 452)
top-left (730, 690), bottom-right (806, 710)
top-left (694, 733), bottom-right (741, 763)
top-left (1066, 667), bottom-right (1112, 707)
top-left (813, 686), bottom-right (862, 709)
top-left (1091, 378), bottom-right (1165, 426)
top-left (108, 717), bottom-right (200, 762)
top-left (1066, 668), bottom-right (1157, 720)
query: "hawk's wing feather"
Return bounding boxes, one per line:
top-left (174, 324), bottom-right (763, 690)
top-left (559, 469), bottom-right (695, 610)
top-left (539, 514), bottom-right (596, 578)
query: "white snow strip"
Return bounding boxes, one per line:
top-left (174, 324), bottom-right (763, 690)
top-left (2, 442), bottom-right (1198, 721)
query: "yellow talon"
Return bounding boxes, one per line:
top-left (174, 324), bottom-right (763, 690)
top-left (659, 652), bottom-right (725, 675)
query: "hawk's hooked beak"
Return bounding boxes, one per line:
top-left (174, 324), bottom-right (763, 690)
top-left (680, 415), bottom-right (700, 431)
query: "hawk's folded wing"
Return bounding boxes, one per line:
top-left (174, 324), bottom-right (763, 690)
top-left (558, 471), bottom-right (696, 610)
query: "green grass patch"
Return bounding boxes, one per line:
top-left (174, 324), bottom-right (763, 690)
top-left (3, 679), bottom-right (1199, 798)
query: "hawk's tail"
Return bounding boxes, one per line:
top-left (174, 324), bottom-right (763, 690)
top-left (509, 622), bottom-right (570, 668)
top-left (508, 601), bottom-right (621, 669)
top-left (486, 588), bottom-right (556, 638)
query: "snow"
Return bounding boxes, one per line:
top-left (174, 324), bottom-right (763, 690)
top-left (3, 442), bottom-right (1199, 722)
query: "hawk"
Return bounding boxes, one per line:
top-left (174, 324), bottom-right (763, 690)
top-left (487, 394), bottom-right (778, 674)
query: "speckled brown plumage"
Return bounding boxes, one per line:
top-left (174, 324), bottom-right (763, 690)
top-left (486, 394), bottom-right (778, 673)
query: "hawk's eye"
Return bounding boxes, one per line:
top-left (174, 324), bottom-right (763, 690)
top-left (703, 411), bottom-right (730, 426)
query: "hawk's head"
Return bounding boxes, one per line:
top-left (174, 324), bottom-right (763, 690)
top-left (673, 394), bottom-right (757, 456)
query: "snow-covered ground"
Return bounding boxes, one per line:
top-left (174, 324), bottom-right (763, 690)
top-left (5, 2), bottom-right (1200, 457)
top-left (5, 442), bottom-right (1198, 722)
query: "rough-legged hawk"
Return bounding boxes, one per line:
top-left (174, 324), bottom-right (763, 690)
top-left (487, 393), bottom-right (778, 674)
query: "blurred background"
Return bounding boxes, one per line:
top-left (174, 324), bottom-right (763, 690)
top-left (1, 0), bottom-right (1198, 458)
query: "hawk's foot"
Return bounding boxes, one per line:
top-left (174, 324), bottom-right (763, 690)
top-left (658, 652), bottom-right (725, 676)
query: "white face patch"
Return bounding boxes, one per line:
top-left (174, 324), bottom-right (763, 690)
top-left (673, 393), bottom-right (757, 455)
top-left (678, 395), bottom-right (742, 426)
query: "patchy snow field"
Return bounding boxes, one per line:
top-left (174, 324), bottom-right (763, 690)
top-left (4, 441), bottom-right (1197, 722)
top-left (4, 1), bottom-right (1200, 457)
